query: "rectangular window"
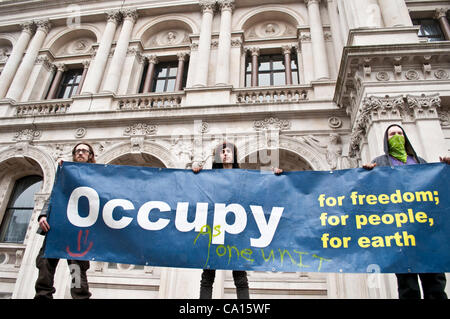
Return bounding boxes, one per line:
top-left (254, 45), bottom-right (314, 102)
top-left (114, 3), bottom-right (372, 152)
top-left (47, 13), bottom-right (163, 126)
top-left (139, 59), bottom-right (189, 93)
top-left (152, 62), bottom-right (178, 93)
top-left (245, 52), bottom-right (300, 87)
top-left (56, 69), bottom-right (83, 99)
top-left (412, 18), bottom-right (445, 42)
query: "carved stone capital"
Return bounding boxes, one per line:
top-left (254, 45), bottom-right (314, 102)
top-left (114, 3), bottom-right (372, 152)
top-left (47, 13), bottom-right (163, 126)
top-left (106, 10), bottom-right (122, 23)
top-left (406, 93), bottom-right (440, 111)
top-left (434, 8), bottom-right (448, 20)
top-left (145, 54), bottom-right (159, 65)
top-left (199, 0), bottom-right (216, 13)
top-left (218, 0), bottom-right (235, 12)
top-left (304, 0), bottom-right (321, 7)
top-left (20, 21), bottom-right (35, 34)
top-left (122, 9), bottom-right (138, 22)
top-left (35, 19), bottom-right (51, 34)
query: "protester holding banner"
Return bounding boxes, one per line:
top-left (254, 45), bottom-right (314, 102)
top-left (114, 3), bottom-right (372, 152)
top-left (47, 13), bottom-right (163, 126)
top-left (193, 141), bottom-right (283, 299)
top-left (34, 142), bottom-right (96, 299)
top-left (363, 124), bottom-right (449, 299)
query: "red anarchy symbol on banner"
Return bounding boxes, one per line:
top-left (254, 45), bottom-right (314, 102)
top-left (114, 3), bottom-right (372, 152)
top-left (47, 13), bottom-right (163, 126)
top-left (66, 230), bottom-right (93, 257)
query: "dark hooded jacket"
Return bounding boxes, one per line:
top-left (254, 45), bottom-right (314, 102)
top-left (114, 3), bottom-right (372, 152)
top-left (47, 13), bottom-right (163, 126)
top-left (370, 124), bottom-right (427, 167)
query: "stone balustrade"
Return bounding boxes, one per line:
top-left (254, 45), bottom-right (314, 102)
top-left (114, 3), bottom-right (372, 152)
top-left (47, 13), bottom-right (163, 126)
top-left (115, 92), bottom-right (184, 110)
top-left (0, 244), bottom-right (25, 269)
top-left (15, 100), bottom-right (71, 116)
top-left (234, 86), bottom-right (310, 104)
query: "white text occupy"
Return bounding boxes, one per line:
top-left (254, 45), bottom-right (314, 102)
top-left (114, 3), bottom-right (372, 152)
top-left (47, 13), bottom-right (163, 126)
top-left (66, 186), bottom-right (284, 248)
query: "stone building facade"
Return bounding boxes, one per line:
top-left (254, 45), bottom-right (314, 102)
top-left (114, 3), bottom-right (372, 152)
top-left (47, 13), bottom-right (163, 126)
top-left (0, 0), bottom-right (449, 298)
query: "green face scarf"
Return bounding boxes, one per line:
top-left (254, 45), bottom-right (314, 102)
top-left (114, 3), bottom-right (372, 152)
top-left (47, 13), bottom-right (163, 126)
top-left (388, 135), bottom-right (407, 163)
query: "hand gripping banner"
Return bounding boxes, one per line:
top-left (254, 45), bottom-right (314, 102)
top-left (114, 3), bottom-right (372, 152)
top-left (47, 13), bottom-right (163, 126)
top-left (44, 162), bottom-right (450, 273)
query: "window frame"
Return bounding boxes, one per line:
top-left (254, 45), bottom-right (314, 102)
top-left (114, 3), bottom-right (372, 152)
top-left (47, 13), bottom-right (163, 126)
top-left (0, 175), bottom-right (43, 244)
top-left (55, 68), bottom-right (84, 99)
top-left (245, 51), bottom-right (300, 87)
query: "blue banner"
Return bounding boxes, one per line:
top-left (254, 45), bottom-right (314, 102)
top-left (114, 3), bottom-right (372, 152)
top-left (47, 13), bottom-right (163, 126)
top-left (44, 162), bottom-right (450, 273)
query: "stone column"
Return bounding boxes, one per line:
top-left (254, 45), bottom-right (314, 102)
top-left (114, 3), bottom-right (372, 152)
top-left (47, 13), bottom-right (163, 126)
top-left (47, 63), bottom-right (66, 99)
top-left (327, 0), bottom-right (344, 64)
top-left (435, 9), bottom-right (450, 40)
top-left (282, 45), bottom-right (293, 85)
top-left (6, 19), bottom-right (51, 101)
top-left (304, 0), bottom-right (330, 80)
top-left (142, 55), bottom-right (158, 93)
top-left (342, 0), bottom-right (382, 29)
top-left (377, 0), bottom-right (413, 27)
top-left (81, 10), bottom-right (121, 94)
top-left (103, 9), bottom-right (138, 93)
top-left (250, 47), bottom-right (259, 87)
top-left (75, 60), bottom-right (90, 95)
top-left (175, 52), bottom-right (188, 91)
top-left (194, 0), bottom-right (215, 87)
top-left (215, 0), bottom-right (234, 86)
top-left (0, 22), bottom-right (34, 98)
top-left (336, 0), bottom-right (349, 44)
top-left (406, 94), bottom-right (446, 162)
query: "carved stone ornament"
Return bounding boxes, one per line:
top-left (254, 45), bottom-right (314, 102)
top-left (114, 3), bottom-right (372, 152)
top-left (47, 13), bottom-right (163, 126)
top-left (148, 29), bottom-right (190, 47)
top-left (328, 117), bottom-right (342, 129)
top-left (198, 122), bottom-right (209, 134)
top-left (254, 117), bottom-right (291, 131)
top-left (405, 93), bottom-right (440, 110)
top-left (405, 69), bottom-right (420, 80)
top-left (376, 71), bottom-right (390, 81)
top-left (349, 95), bottom-right (404, 156)
top-left (434, 69), bottom-right (449, 80)
top-left (75, 127), bottom-right (87, 138)
top-left (0, 47), bottom-right (10, 63)
top-left (438, 109), bottom-right (450, 127)
top-left (13, 128), bottom-right (42, 141)
top-left (124, 123), bottom-right (158, 136)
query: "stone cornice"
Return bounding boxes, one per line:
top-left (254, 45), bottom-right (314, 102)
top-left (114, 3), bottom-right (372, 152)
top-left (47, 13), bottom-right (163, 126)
top-left (334, 42), bottom-right (450, 123)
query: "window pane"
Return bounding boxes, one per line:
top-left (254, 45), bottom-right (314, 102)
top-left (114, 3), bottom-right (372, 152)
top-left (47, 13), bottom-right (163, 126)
top-left (292, 70), bottom-right (299, 85)
top-left (291, 59), bottom-right (298, 71)
top-left (273, 72), bottom-right (286, 86)
top-left (246, 74), bottom-right (252, 87)
top-left (1, 209), bottom-right (33, 243)
top-left (258, 73), bottom-right (270, 86)
top-left (422, 24), bottom-right (436, 36)
top-left (11, 178), bottom-right (42, 208)
top-left (272, 60), bottom-right (285, 71)
top-left (246, 61), bottom-right (252, 72)
top-left (168, 67), bottom-right (178, 77)
top-left (157, 67), bottom-right (167, 78)
top-left (154, 80), bottom-right (165, 93)
top-left (62, 86), bottom-right (72, 99)
top-left (166, 79), bottom-right (175, 92)
top-left (259, 61), bottom-right (270, 71)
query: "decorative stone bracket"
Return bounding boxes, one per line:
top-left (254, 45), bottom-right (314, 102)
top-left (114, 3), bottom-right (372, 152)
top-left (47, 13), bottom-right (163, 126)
top-left (349, 93), bottom-right (441, 157)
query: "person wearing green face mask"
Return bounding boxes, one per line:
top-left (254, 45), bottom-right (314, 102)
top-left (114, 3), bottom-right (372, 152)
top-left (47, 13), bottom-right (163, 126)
top-left (362, 124), bottom-right (450, 299)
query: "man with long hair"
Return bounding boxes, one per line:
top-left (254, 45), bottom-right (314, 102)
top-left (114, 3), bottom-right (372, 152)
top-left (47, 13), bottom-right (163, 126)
top-left (34, 142), bottom-right (95, 299)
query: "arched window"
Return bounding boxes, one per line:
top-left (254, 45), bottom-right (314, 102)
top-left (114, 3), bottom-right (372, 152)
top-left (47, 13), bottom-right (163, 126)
top-left (0, 175), bottom-right (42, 243)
